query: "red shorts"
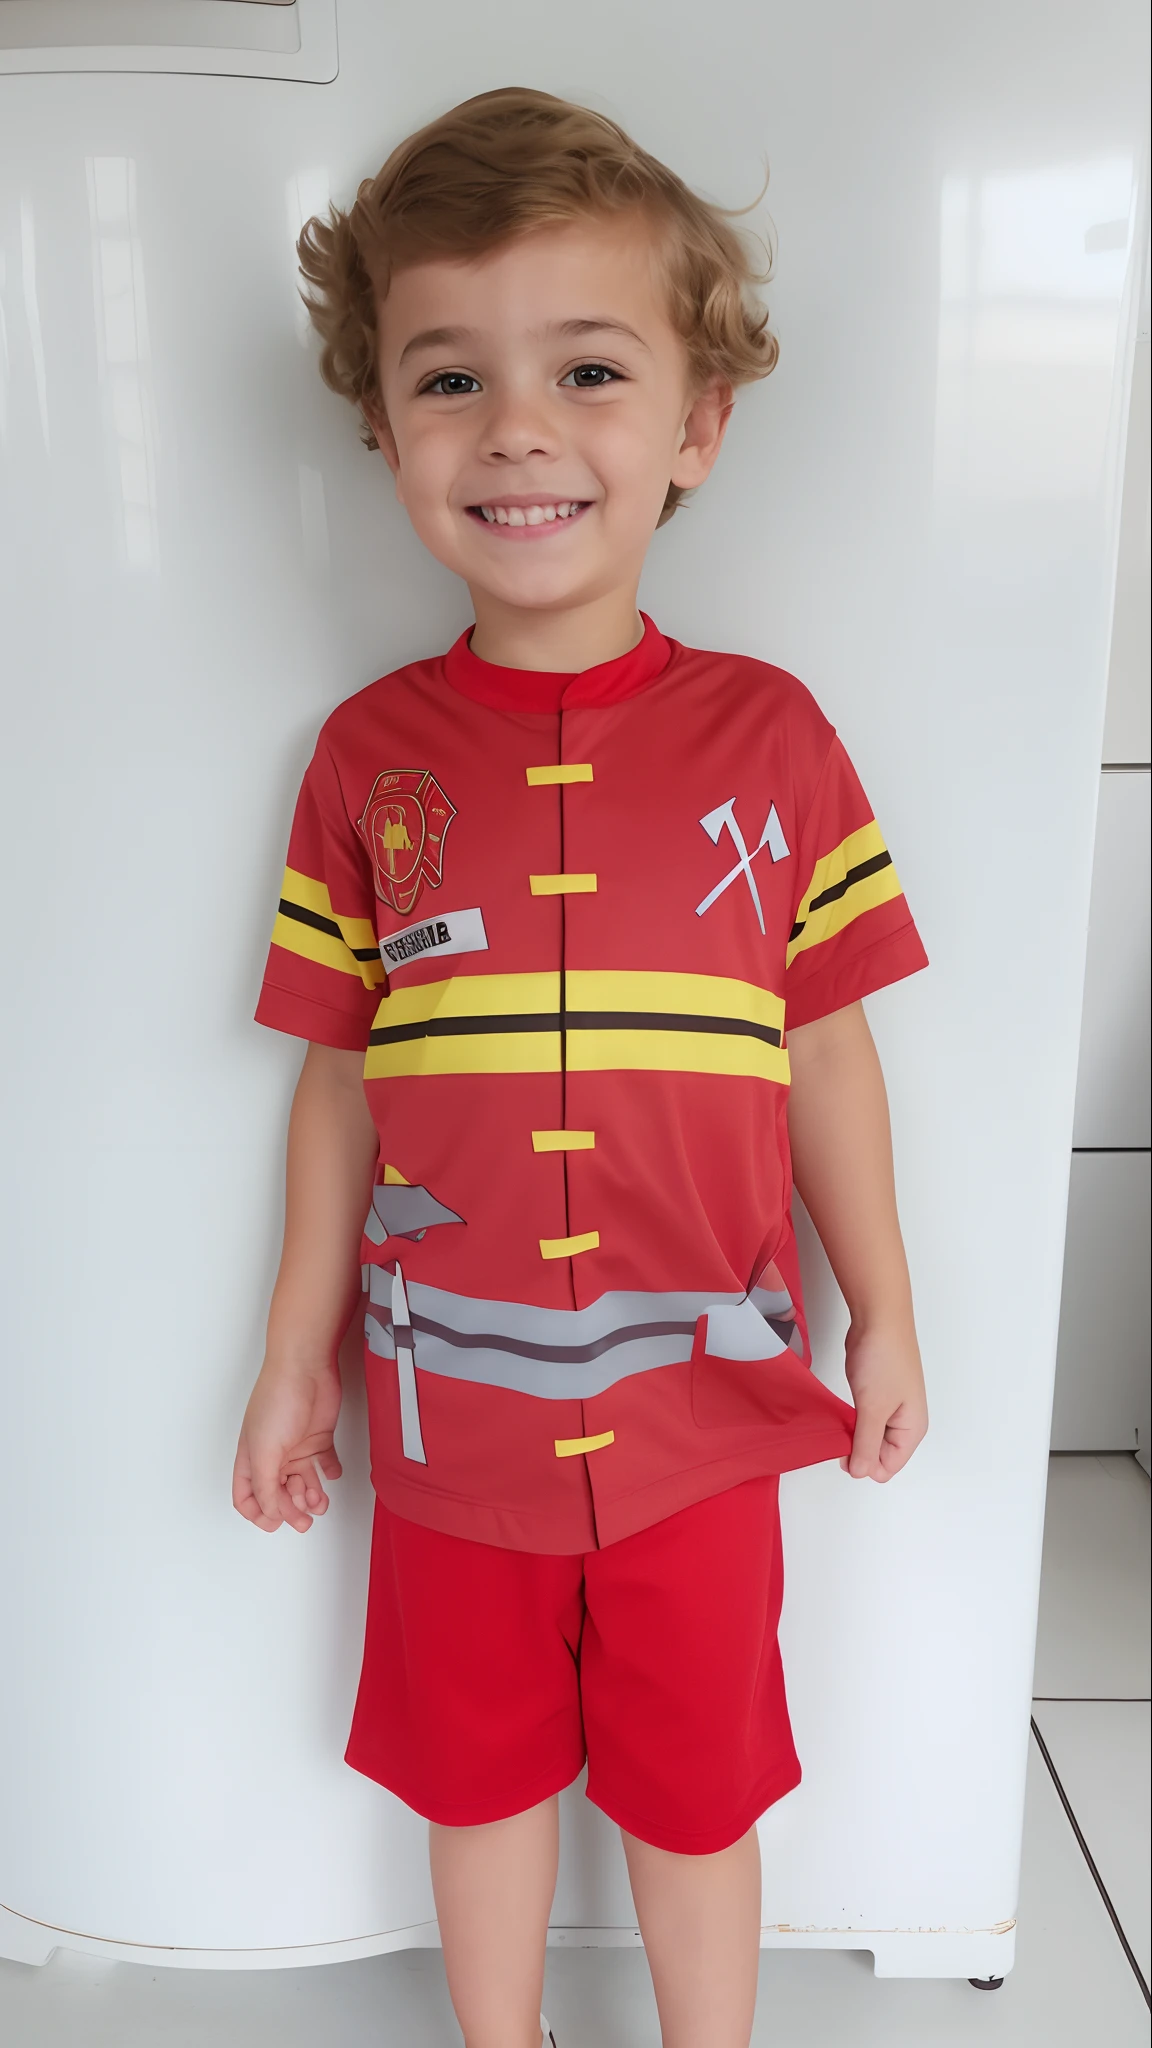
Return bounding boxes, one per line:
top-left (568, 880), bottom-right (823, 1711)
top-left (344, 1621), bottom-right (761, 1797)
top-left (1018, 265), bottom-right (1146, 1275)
top-left (345, 1474), bottom-right (801, 1855)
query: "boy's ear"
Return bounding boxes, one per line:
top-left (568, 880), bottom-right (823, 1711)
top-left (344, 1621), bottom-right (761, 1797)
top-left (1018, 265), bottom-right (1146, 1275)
top-left (671, 377), bottom-right (735, 492)
top-left (362, 399), bottom-right (403, 497)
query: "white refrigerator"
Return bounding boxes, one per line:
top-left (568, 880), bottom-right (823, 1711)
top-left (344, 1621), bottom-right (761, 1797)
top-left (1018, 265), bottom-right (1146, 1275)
top-left (1, 0), bottom-right (1147, 1988)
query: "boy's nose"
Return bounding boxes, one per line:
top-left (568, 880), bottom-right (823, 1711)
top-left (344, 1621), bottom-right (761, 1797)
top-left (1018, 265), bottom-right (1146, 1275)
top-left (480, 393), bottom-right (559, 464)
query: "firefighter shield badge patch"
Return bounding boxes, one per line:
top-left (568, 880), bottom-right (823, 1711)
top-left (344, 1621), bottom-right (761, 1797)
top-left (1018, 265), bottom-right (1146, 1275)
top-left (358, 769), bottom-right (457, 916)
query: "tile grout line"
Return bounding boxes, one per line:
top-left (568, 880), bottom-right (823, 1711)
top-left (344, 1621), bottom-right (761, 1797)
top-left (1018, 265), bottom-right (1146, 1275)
top-left (1030, 1717), bottom-right (1151, 2009)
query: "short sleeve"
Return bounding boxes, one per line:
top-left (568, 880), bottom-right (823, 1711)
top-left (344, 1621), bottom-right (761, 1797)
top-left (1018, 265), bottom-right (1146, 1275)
top-left (254, 739), bottom-right (384, 1051)
top-left (784, 734), bottom-right (928, 1030)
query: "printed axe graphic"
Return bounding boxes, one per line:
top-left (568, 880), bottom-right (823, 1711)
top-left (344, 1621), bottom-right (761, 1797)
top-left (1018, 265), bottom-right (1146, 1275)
top-left (695, 799), bottom-right (790, 935)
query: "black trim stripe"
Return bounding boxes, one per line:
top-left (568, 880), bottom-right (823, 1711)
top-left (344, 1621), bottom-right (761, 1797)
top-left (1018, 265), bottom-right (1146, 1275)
top-left (278, 897), bottom-right (380, 963)
top-left (789, 848), bottom-right (893, 943)
top-left (368, 1008), bottom-right (784, 1050)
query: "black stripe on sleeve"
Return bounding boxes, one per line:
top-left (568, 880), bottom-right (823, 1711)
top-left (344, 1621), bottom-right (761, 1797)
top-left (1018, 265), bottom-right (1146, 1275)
top-left (278, 898), bottom-right (380, 962)
top-left (789, 848), bottom-right (893, 943)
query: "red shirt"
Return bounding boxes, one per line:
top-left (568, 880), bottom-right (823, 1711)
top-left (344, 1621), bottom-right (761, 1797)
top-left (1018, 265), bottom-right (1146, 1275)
top-left (256, 616), bottom-right (927, 1552)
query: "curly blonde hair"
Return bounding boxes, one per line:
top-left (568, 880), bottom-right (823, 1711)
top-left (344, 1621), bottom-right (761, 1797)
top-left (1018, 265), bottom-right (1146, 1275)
top-left (298, 86), bottom-right (778, 526)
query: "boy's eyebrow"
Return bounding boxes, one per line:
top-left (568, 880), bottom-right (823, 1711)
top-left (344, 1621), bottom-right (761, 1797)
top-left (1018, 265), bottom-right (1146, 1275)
top-left (397, 325), bottom-right (477, 366)
top-left (554, 317), bottom-right (653, 355)
top-left (396, 317), bottom-right (653, 367)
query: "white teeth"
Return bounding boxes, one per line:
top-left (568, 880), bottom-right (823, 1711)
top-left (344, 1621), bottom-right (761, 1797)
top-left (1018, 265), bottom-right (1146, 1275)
top-left (477, 501), bottom-right (583, 524)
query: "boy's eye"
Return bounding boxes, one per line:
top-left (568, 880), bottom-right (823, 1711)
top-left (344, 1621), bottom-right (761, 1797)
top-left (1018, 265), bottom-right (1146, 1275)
top-left (421, 372), bottom-right (481, 396)
top-left (561, 363), bottom-right (620, 388)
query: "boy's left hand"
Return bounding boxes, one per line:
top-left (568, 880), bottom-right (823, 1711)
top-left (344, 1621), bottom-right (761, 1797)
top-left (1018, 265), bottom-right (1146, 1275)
top-left (841, 1321), bottom-right (928, 1482)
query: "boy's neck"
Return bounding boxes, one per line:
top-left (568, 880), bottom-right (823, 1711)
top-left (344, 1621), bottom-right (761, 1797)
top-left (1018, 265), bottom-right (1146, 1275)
top-left (466, 587), bottom-right (645, 673)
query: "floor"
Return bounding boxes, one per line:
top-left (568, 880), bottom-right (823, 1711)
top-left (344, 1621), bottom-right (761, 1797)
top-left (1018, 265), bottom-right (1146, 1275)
top-left (2, 1453), bottom-right (1148, 2046)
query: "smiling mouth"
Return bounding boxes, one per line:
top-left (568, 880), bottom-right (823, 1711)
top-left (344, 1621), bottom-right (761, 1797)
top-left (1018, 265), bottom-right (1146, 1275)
top-left (466, 500), bottom-right (591, 531)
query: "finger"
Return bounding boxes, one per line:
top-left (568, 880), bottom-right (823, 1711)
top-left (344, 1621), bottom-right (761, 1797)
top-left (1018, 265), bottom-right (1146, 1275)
top-left (848, 1404), bottom-right (887, 1478)
top-left (284, 1457), bottom-right (330, 1515)
top-left (252, 1456), bottom-right (312, 1533)
top-left (316, 1448), bottom-right (343, 1481)
top-left (877, 1423), bottom-right (924, 1480)
top-left (233, 1452), bottom-right (280, 1531)
top-left (235, 1492), bottom-right (280, 1531)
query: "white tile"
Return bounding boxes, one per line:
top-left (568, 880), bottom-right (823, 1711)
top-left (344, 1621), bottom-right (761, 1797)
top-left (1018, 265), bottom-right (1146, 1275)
top-left (1, 1740), bottom-right (1147, 2046)
top-left (1032, 1700), bottom-right (1151, 1984)
top-left (1033, 1455), bottom-right (1151, 1700)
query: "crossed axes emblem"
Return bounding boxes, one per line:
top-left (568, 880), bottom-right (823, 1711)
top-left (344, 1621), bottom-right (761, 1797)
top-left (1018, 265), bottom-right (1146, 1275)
top-left (695, 799), bottom-right (790, 935)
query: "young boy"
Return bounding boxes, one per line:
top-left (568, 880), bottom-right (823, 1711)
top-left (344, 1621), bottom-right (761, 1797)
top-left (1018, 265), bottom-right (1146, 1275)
top-left (233, 87), bottom-right (929, 2048)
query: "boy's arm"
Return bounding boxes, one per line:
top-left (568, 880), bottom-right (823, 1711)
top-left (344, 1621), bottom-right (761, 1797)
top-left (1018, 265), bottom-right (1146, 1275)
top-left (786, 1001), bottom-right (928, 1482)
top-left (233, 1043), bottom-right (379, 1533)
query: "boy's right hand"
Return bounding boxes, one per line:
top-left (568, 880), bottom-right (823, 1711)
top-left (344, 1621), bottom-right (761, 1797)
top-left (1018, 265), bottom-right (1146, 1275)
top-left (232, 1362), bottom-right (343, 1534)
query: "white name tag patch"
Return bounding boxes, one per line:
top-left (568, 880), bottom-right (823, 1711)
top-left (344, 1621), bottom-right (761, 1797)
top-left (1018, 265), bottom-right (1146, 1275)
top-left (379, 905), bottom-right (489, 969)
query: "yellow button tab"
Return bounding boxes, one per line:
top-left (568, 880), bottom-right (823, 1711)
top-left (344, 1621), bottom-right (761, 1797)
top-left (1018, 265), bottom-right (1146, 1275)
top-left (529, 873), bottom-right (597, 895)
top-left (532, 1130), bottom-right (596, 1152)
top-left (526, 763), bottom-right (594, 786)
top-left (554, 1430), bottom-right (615, 1458)
top-left (539, 1230), bottom-right (600, 1259)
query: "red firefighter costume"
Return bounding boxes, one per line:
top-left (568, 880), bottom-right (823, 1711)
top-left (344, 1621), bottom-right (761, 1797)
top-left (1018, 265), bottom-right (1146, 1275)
top-left (256, 614), bottom-right (927, 1553)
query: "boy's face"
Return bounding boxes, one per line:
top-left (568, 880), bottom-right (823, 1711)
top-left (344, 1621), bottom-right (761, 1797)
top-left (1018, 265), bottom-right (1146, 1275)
top-left (367, 217), bottom-right (732, 621)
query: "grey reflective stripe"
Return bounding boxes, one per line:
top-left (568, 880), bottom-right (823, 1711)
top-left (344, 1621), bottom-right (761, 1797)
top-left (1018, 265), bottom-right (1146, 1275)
top-left (750, 1286), bottom-right (792, 1318)
top-left (363, 1271), bottom-right (797, 1402)
top-left (373, 1184), bottom-right (464, 1236)
top-left (750, 1284), bottom-right (805, 1354)
top-left (392, 1264), bottom-right (427, 1464)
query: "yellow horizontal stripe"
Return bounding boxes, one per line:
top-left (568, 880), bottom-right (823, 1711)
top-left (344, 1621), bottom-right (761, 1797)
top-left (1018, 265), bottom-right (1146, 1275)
top-left (272, 910), bottom-right (371, 980)
top-left (567, 1030), bottom-right (790, 1085)
top-left (532, 1129), bottom-right (596, 1151)
top-left (370, 972), bottom-right (560, 1031)
top-left (567, 969), bottom-right (784, 1032)
top-left (554, 1430), bottom-right (615, 1458)
top-left (365, 1033), bottom-right (560, 1080)
top-left (362, 972), bottom-right (788, 1082)
top-left (526, 763), bottom-right (594, 786)
top-left (539, 1230), bottom-right (600, 1259)
top-left (282, 865), bottom-right (379, 954)
top-left (529, 873), bottom-right (598, 895)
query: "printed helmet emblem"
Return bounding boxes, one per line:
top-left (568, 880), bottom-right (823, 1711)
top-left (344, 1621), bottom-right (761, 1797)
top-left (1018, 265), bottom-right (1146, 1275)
top-left (358, 769), bottom-right (457, 915)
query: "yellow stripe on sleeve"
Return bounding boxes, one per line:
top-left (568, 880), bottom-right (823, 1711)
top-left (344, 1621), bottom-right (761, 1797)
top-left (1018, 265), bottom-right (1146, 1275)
top-left (786, 823), bottom-right (902, 967)
top-left (275, 866), bottom-right (385, 986)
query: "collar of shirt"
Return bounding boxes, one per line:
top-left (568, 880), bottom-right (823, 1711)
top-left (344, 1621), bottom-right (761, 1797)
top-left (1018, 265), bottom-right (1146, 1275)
top-left (442, 610), bottom-right (674, 712)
